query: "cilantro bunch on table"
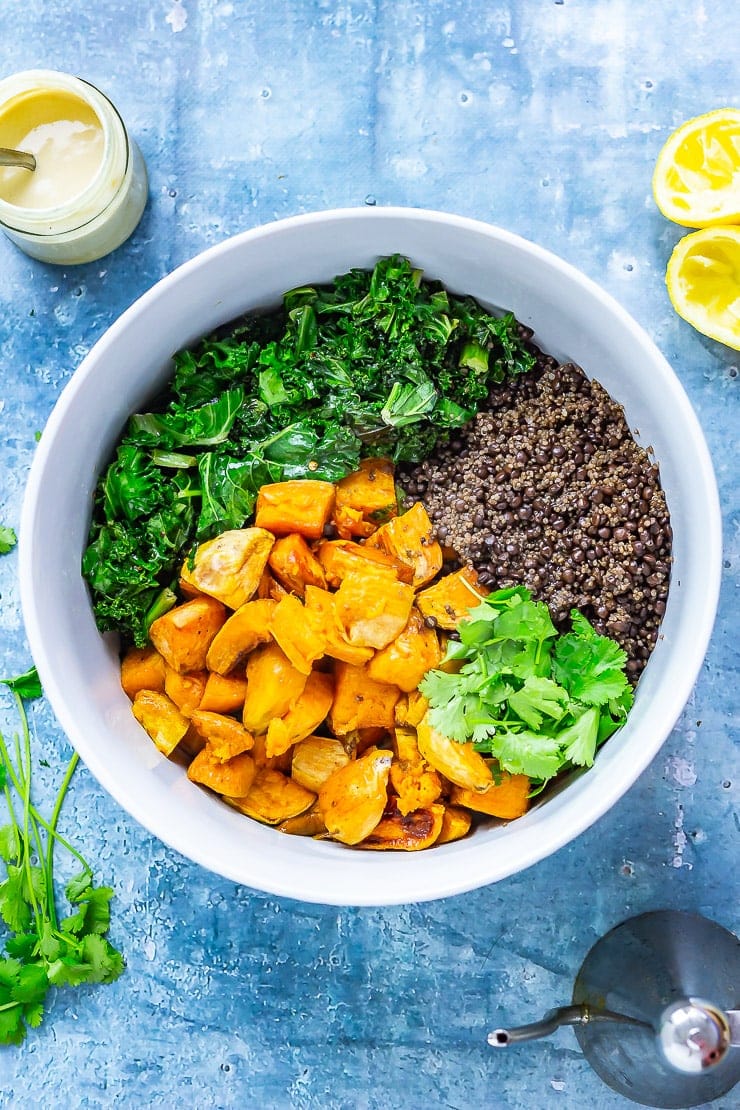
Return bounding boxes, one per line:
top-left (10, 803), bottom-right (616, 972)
top-left (82, 255), bottom-right (535, 646)
top-left (0, 668), bottom-right (124, 1045)
top-left (419, 587), bottom-right (634, 786)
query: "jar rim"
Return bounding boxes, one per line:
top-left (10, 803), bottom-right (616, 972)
top-left (0, 70), bottom-right (130, 234)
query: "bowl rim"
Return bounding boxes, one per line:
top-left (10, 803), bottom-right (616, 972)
top-left (18, 206), bottom-right (723, 904)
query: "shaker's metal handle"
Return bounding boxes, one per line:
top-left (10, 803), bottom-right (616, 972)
top-left (487, 1004), bottom-right (643, 1047)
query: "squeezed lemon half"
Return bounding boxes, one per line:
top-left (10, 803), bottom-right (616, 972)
top-left (666, 226), bottom-right (740, 349)
top-left (653, 108), bottom-right (740, 228)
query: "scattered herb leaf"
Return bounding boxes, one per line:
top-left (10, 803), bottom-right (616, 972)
top-left (0, 527), bottom-right (16, 556)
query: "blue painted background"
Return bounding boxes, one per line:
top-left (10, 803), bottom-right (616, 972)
top-left (0, 2), bottom-right (738, 1107)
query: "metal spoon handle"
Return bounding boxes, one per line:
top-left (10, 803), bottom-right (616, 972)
top-left (488, 1004), bottom-right (646, 1047)
top-left (0, 147), bottom-right (36, 171)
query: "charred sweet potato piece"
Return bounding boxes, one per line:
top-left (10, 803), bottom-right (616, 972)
top-left (163, 666), bottom-right (208, 713)
top-left (205, 598), bottom-right (276, 675)
top-left (188, 710), bottom-right (254, 760)
top-left (242, 642), bottom-right (309, 734)
top-left (265, 671), bottom-right (334, 758)
top-left (270, 594), bottom-right (327, 675)
top-left (318, 748), bottom-right (393, 845)
top-left (333, 569), bottom-right (415, 650)
top-left (149, 596), bottom-right (227, 674)
top-left (436, 805), bottom-right (473, 844)
top-left (365, 502), bottom-right (442, 588)
top-left (187, 747), bottom-right (257, 798)
top-left (198, 671), bottom-right (248, 714)
top-left (121, 646), bottom-right (166, 699)
top-left (228, 768), bottom-right (316, 825)
top-left (291, 735), bottom-right (351, 793)
top-left (367, 608), bottom-right (441, 692)
top-left (415, 567), bottom-right (487, 630)
top-left (303, 586), bottom-right (374, 666)
top-left (389, 725), bottom-right (443, 815)
top-left (255, 480), bottom-right (336, 539)
top-left (361, 803), bottom-right (445, 851)
top-left (416, 714), bottom-right (493, 793)
top-left (268, 533), bottom-right (326, 597)
top-left (277, 803), bottom-right (328, 837)
top-left (132, 690), bottom-right (190, 756)
top-left (394, 690), bottom-right (430, 728)
top-left (180, 528), bottom-right (274, 610)
top-left (328, 661), bottom-right (401, 735)
top-left (316, 539), bottom-right (413, 588)
top-left (334, 457), bottom-right (397, 529)
top-left (332, 504), bottom-right (375, 540)
top-left (450, 772), bottom-right (530, 820)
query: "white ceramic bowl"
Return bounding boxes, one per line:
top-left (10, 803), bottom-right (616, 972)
top-left (20, 208), bottom-right (721, 906)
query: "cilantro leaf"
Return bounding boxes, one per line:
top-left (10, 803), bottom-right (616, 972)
top-left (483, 728), bottom-right (564, 781)
top-left (558, 707), bottom-right (601, 767)
top-left (553, 618), bottom-right (630, 706)
top-left (0, 525), bottom-right (16, 555)
top-left (507, 676), bottom-right (569, 731)
top-left (1, 665), bottom-right (43, 700)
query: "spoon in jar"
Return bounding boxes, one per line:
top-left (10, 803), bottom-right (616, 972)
top-left (0, 147), bottom-right (36, 171)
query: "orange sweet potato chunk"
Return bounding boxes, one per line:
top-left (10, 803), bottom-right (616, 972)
top-left (318, 748), bottom-right (393, 845)
top-left (198, 672), bottom-right (248, 714)
top-left (227, 768), bottom-right (316, 825)
top-left (149, 596), bottom-right (227, 674)
top-left (334, 457), bottom-right (397, 519)
top-left (255, 480), bottom-right (336, 539)
top-left (163, 666), bottom-right (208, 712)
top-left (205, 598), bottom-right (276, 675)
top-left (361, 803), bottom-right (445, 851)
top-left (367, 608), bottom-right (441, 692)
top-left (450, 772), bottom-right (530, 820)
top-left (265, 671), bottom-right (334, 758)
top-left (303, 585), bottom-right (373, 666)
top-left (188, 710), bottom-right (254, 759)
top-left (316, 539), bottom-right (413, 588)
top-left (187, 747), bottom-right (257, 798)
top-left (268, 533), bottom-right (326, 597)
top-left (415, 566), bottom-right (488, 630)
top-left (132, 690), bottom-right (190, 756)
top-left (328, 661), bottom-right (401, 735)
top-left (179, 528), bottom-right (275, 610)
top-left (121, 646), bottom-right (166, 699)
top-left (270, 594), bottom-right (327, 675)
top-left (242, 641), bottom-right (309, 734)
top-left (366, 502), bottom-right (442, 588)
top-left (333, 569), bottom-right (415, 650)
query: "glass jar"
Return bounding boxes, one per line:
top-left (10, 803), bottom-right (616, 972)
top-left (0, 69), bottom-right (148, 265)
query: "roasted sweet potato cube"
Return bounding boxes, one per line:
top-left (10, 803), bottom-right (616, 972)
top-left (450, 771), bottom-right (530, 820)
top-left (332, 504), bottom-right (375, 540)
top-left (227, 768), bottom-right (316, 825)
top-left (277, 803), bottom-right (328, 837)
top-left (343, 727), bottom-right (392, 757)
top-left (291, 735), bottom-right (351, 793)
top-left (333, 569), bottom-right (415, 650)
top-left (179, 528), bottom-right (274, 610)
top-left (415, 567), bottom-right (487, 630)
top-left (416, 714), bottom-right (493, 793)
top-left (268, 533), bottom-right (326, 597)
top-left (149, 596), bottom-right (227, 674)
top-left (187, 747), bottom-right (257, 798)
top-left (303, 586), bottom-right (374, 666)
top-left (132, 690), bottom-right (190, 756)
top-left (318, 748), bottom-right (393, 845)
top-left (394, 691), bottom-right (430, 728)
top-left (250, 731), bottom-right (292, 773)
top-left (198, 672), bottom-right (248, 714)
top-left (328, 661), bottom-right (401, 735)
top-left (334, 457), bottom-right (397, 526)
top-left (121, 646), bottom-right (166, 700)
top-left (205, 598), bottom-right (276, 675)
top-left (316, 539), bottom-right (413, 588)
top-left (265, 671), bottom-right (334, 758)
top-left (367, 608), bottom-right (441, 692)
top-left (188, 710), bottom-right (254, 760)
top-left (270, 594), bottom-right (327, 675)
top-left (361, 803), bottom-right (445, 851)
top-left (365, 502), bottom-right (442, 588)
top-left (164, 666), bottom-right (208, 712)
top-left (255, 480), bottom-right (335, 539)
top-left (242, 642), bottom-right (308, 734)
top-left (436, 805), bottom-right (473, 844)
top-left (389, 726), bottom-right (443, 815)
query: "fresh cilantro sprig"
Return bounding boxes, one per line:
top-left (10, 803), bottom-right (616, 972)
top-left (0, 668), bottom-right (124, 1045)
top-left (419, 587), bottom-right (633, 785)
top-left (0, 526), bottom-right (16, 556)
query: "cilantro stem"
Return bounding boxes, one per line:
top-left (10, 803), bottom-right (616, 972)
top-left (12, 697), bottom-right (46, 940)
top-left (45, 753), bottom-right (88, 926)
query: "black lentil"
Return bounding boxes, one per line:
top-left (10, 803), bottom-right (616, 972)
top-left (398, 361), bottom-right (672, 677)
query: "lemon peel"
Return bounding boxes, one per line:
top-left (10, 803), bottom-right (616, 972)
top-left (666, 226), bottom-right (740, 350)
top-left (653, 108), bottom-right (740, 228)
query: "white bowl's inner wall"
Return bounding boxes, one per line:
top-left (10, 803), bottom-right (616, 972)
top-left (21, 210), bottom-right (720, 905)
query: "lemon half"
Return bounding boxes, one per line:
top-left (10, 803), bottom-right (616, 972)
top-left (653, 108), bottom-right (740, 228)
top-left (666, 226), bottom-right (740, 349)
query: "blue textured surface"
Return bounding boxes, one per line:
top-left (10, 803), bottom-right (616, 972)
top-left (0, 2), bottom-right (738, 1107)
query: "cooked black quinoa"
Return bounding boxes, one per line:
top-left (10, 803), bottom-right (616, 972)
top-left (398, 356), bottom-right (672, 678)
